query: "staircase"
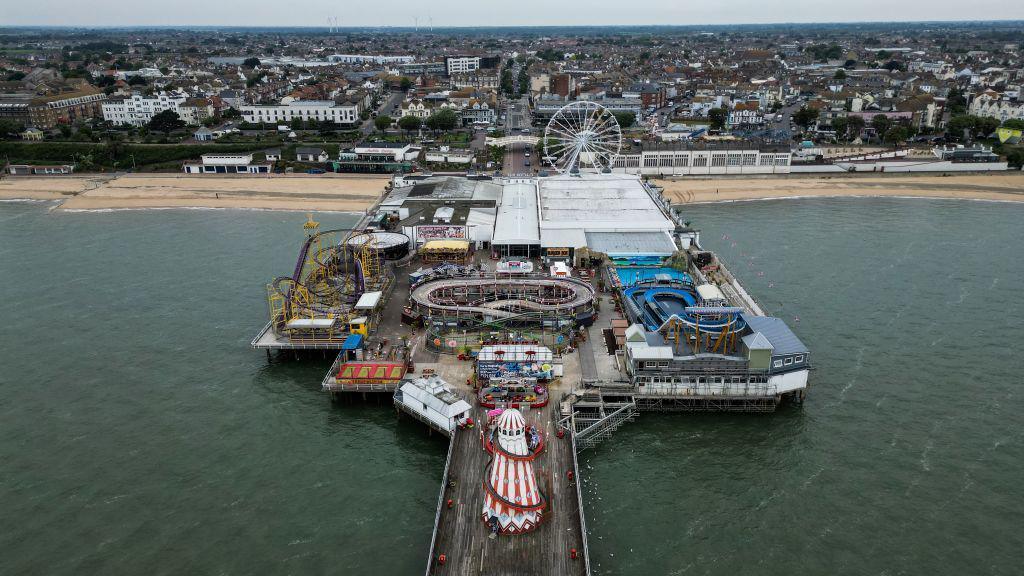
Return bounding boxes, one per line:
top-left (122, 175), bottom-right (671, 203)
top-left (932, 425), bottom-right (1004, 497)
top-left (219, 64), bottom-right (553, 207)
top-left (565, 390), bottom-right (638, 452)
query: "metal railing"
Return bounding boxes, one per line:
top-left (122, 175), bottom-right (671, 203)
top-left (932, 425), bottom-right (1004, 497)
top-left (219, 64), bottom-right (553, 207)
top-left (569, 426), bottom-right (593, 576)
top-left (423, 433), bottom-right (457, 576)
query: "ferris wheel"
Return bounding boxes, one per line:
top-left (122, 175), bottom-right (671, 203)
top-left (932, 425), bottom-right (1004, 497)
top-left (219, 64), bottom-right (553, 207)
top-left (543, 101), bottom-right (621, 174)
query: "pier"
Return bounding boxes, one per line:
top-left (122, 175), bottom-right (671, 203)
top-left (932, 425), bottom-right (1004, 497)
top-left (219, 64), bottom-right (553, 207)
top-left (253, 172), bottom-right (811, 575)
top-left (426, 397), bottom-right (589, 576)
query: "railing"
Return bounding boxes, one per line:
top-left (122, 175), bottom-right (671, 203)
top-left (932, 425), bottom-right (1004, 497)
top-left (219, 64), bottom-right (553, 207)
top-left (569, 424), bottom-right (593, 576)
top-left (423, 432), bottom-right (457, 576)
top-left (574, 401), bottom-right (638, 452)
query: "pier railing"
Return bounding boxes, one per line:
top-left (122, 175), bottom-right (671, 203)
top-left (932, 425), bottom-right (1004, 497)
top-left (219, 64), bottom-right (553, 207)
top-left (573, 401), bottom-right (638, 452)
top-left (424, 431), bottom-right (457, 576)
top-left (569, 426), bottom-right (593, 576)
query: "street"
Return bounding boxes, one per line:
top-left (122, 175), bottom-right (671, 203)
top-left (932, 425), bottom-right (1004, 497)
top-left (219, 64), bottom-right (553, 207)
top-left (502, 142), bottom-right (535, 175)
top-left (361, 91), bottom-right (407, 136)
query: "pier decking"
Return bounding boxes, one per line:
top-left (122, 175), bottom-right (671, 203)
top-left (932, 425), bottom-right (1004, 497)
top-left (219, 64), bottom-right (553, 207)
top-left (426, 400), bottom-right (589, 576)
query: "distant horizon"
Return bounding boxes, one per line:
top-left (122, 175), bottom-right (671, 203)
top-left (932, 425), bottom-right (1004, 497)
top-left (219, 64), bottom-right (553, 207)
top-left (4, 0), bottom-right (1024, 29)
top-left (3, 19), bottom-right (1024, 30)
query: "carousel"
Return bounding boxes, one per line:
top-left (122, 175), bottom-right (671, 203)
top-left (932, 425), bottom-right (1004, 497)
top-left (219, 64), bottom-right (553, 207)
top-left (481, 408), bottom-right (546, 535)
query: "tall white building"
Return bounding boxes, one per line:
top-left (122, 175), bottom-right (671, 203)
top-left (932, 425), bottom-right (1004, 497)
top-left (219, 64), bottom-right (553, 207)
top-left (970, 92), bottom-right (1024, 123)
top-left (445, 56), bottom-right (481, 76)
top-left (101, 92), bottom-right (188, 126)
top-left (241, 100), bottom-right (360, 125)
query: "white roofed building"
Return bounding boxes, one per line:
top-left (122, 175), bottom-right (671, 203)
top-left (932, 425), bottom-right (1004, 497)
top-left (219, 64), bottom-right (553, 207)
top-left (393, 375), bottom-right (472, 436)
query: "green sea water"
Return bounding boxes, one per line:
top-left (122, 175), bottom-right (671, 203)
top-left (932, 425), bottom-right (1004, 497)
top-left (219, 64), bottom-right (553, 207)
top-left (1, 198), bottom-right (1022, 575)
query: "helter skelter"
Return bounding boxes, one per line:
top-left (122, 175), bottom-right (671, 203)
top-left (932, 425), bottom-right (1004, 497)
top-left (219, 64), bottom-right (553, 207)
top-left (481, 408), bottom-right (546, 535)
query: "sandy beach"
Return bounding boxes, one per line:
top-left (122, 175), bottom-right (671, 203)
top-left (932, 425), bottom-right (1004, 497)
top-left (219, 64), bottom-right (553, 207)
top-left (656, 172), bottom-right (1024, 204)
top-left (2, 171), bottom-right (1023, 211)
top-left (0, 173), bottom-right (390, 212)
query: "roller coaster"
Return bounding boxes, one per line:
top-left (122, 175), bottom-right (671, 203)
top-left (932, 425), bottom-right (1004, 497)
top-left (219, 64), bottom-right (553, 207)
top-left (266, 216), bottom-right (392, 340)
top-left (410, 276), bottom-right (596, 326)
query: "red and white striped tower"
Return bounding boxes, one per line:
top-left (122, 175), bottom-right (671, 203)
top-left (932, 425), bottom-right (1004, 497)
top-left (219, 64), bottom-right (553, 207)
top-left (481, 408), bottom-right (545, 534)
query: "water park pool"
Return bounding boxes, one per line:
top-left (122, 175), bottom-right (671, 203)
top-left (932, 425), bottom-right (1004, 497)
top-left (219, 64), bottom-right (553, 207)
top-left (615, 267), bottom-right (692, 287)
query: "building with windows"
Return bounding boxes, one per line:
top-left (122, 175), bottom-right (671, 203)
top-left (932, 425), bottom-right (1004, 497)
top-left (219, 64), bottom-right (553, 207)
top-left (613, 142), bottom-right (791, 176)
top-left (533, 96), bottom-right (642, 121)
top-left (177, 98), bottom-right (215, 126)
top-left (969, 91), bottom-right (1024, 123)
top-left (182, 153), bottom-right (272, 174)
top-left (102, 92), bottom-right (187, 126)
top-left (334, 142), bottom-right (420, 173)
top-left (328, 54), bottom-right (415, 65)
top-left (0, 85), bottom-right (107, 129)
top-left (241, 100), bottom-right (359, 126)
top-left (445, 56), bottom-right (481, 76)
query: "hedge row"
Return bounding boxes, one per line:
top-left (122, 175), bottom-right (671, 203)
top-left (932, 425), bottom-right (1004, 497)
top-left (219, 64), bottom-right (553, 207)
top-left (0, 142), bottom-right (350, 170)
top-left (0, 142), bottom-right (269, 170)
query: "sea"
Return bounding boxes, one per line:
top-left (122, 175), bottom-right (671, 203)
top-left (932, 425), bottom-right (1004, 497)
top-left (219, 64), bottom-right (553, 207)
top-left (1, 197), bottom-right (1022, 575)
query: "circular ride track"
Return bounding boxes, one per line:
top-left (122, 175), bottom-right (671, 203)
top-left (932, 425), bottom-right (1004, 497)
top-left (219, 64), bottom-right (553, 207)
top-left (410, 276), bottom-right (596, 323)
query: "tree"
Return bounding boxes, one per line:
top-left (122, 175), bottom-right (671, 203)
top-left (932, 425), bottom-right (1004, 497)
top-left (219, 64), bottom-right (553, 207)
top-left (243, 57), bottom-right (261, 68)
top-left (947, 88), bottom-right (968, 116)
top-left (976, 116), bottom-right (999, 137)
top-left (128, 75), bottom-right (147, 86)
top-left (1002, 119), bottom-right (1024, 130)
top-left (871, 114), bottom-right (891, 138)
top-left (847, 115), bottom-right (866, 139)
top-left (884, 125), bottom-right (910, 144)
top-left (147, 109), bottom-right (185, 134)
top-left (707, 107), bottom-right (728, 130)
top-left (0, 119), bottom-right (26, 138)
top-left (398, 115), bottom-right (421, 134)
top-left (290, 117), bottom-right (305, 130)
top-left (792, 106), bottom-right (819, 129)
top-left (832, 117), bottom-right (849, 141)
top-left (374, 115), bottom-right (393, 133)
top-left (1005, 147), bottom-right (1024, 169)
top-left (612, 111), bottom-right (635, 128)
top-left (833, 69), bottom-right (847, 80)
top-left (883, 60), bottom-right (903, 72)
top-left (399, 77), bottom-right (413, 91)
top-left (426, 108), bottom-right (458, 133)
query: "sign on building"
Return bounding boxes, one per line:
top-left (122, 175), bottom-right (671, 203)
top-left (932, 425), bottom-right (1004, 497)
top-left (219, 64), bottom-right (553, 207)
top-left (416, 225), bottom-right (467, 241)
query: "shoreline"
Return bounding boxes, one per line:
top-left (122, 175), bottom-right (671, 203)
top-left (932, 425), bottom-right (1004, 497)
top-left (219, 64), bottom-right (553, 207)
top-left (1, 171), bottom-right (1022, 211)
top-left (0, 173), bottom-right (389, 212)
top-left (655, 172), bottom-right (1024, 204)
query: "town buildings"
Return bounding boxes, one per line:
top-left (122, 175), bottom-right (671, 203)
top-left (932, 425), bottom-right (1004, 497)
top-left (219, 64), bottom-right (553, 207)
top-left (102, 92), bottom-right (187, 126)
top-left (241, 100), bottom-right (360, 126)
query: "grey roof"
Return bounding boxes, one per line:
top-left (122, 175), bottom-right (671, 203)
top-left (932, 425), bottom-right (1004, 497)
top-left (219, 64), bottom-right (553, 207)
top-left (742, 316), bottom-right (809, 355)
top-left (741, 332), bottom-right (773, 351)
top-left (585, 231), bottom-right (677, 256)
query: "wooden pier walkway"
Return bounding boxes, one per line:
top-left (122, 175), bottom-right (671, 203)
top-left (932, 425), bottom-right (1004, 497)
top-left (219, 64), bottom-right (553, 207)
top-left (426, 401), bottom-right (589, 576)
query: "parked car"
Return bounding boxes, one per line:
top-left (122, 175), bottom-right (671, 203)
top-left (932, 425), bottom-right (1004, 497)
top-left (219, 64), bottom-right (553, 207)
top-left (307, 168), bottom-right (326, 174)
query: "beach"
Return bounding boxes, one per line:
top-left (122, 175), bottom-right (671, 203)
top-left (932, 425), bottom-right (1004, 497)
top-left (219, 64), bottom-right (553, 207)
top-left (0, 173), bottom-right (390, 212)
top-left (656, 172), bottom-right (1024, 204)
top-left (2, 171), bottom-right (1023, 211)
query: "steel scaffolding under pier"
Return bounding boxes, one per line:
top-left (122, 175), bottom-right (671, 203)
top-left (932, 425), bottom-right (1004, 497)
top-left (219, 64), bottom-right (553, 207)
top-left (425, 401), bottom-right (589, 576)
